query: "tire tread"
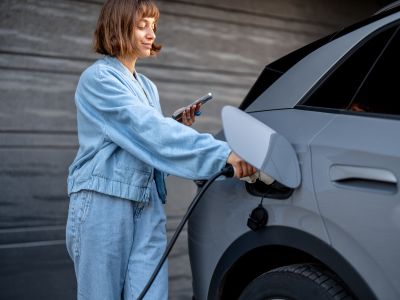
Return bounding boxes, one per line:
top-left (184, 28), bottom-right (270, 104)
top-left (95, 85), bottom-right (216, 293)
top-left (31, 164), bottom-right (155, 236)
top-left (268, 264), bottom-right (352, 300)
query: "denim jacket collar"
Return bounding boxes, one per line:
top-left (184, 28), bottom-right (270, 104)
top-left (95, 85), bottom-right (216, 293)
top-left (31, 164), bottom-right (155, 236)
top-left (103, 56), bottom-right (154, 107)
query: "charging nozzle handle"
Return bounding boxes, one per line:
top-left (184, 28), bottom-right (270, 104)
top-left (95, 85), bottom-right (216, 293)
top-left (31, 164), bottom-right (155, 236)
top-left (222, 163), bottom-right (235, 178)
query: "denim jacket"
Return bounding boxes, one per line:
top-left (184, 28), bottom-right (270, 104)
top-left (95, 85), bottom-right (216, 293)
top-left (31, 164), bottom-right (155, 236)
top-left (67, 56), bottom-right (231, 203)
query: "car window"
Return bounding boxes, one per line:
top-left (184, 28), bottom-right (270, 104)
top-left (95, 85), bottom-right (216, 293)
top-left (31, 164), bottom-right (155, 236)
top-left (349, 27), bottom-right (400, 116)
top-left (299, 25), bottom-right (398, 112)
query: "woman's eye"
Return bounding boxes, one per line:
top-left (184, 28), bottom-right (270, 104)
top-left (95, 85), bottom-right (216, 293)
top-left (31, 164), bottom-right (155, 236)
top-left (136, 20), bottom-right (156, 31)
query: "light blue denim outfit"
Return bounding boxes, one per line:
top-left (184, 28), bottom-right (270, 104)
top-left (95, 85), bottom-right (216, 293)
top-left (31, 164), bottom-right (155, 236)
top-left (66, 56), bottom-right (231, 299)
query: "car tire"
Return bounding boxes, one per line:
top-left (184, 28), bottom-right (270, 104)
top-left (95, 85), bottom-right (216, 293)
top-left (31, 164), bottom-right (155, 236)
top-left (238, 264), bottom-right (353, 300)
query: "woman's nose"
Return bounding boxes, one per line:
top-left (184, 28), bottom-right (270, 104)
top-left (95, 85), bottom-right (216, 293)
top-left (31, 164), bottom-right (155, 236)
top-left (146, 28), bottom-right (155, 40)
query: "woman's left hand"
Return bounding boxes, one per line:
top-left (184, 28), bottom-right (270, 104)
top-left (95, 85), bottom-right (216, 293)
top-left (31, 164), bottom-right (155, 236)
top-left (181, 103), bottom-right (201, 126)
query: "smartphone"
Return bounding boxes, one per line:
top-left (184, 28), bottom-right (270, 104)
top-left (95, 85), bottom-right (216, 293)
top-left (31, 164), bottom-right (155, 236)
top-left (172, 93), bottom-right (213, 120)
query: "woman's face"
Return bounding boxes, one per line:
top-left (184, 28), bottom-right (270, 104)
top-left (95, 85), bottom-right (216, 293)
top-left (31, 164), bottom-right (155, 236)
top-left (134, 17), bottom-right (156, 58)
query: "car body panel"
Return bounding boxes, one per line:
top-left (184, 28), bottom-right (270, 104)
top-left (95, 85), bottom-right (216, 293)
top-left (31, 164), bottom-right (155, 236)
top-left (310, 113), bottom-right (400, 298)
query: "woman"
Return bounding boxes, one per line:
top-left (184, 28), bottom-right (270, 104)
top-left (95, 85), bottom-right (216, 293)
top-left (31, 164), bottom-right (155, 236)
top-left (66, 0), bottom-right (256, 299)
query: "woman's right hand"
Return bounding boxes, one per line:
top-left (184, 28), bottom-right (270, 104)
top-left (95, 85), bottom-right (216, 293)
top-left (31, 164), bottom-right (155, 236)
top-left (227, 152), bottom-right (257, 178)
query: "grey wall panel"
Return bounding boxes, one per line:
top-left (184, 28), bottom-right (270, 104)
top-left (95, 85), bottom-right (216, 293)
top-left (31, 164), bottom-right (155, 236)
top-left (0, 53), bottom-right (93, 75)
top-left (0, 132), bottom-right (78, 148)
top-left (174, 0), bottom-right (378, 26)
top-left (0, 0), bottom-right (98, 58)
top-left (0, 148), bottom-right (74, 228)
top-left (0, 70), bottom-right (78, 131)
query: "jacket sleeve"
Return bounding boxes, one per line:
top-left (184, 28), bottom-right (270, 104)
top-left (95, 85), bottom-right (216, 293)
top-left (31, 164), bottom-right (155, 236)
top-left (79, 65), bottom-right (231, 180)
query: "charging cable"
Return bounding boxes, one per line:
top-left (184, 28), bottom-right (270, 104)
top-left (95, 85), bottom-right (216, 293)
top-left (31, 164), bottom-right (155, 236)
top-left (137, 164), bottom-right (235, 300)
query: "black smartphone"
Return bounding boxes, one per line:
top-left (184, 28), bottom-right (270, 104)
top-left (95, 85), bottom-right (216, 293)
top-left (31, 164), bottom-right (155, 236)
top-left (172, 93), bottom-right (213, 120)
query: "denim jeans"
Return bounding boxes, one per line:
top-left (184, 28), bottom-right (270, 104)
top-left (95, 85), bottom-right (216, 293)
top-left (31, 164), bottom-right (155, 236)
top-left (66, 181), bottom-right (168, 300)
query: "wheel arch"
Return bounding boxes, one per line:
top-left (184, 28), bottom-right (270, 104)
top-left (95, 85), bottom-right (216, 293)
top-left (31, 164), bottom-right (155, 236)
top-left (208, 226), bottom-right (376, 300)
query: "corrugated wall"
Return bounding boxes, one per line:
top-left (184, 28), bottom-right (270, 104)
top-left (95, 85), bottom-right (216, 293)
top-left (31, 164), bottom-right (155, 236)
top-left (0, 0), bottom-right (381, 299)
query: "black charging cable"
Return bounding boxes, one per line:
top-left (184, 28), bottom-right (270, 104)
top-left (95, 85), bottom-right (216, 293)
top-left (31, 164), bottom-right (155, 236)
top-left (137, 164), bottom-right (235, 300)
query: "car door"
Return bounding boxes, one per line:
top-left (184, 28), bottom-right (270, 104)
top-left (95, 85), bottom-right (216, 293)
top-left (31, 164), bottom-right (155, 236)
top-left (300, 23), bottom-right (400, 298)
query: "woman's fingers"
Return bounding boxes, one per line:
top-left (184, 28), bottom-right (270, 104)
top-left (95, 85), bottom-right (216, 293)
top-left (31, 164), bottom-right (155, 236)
top-left (240, 160), bottom-right (253, 178)
top-left (237, 163), bottom-right (256, 178)
top-left (182, 110), bottom-right (188, 125)
top-left (179, 104), bottom-right (202, 126)
top-left (190, 105), bottom-right (196, 118)
top-left (245, 162), bottom-right (256, 177)
top-left (181, 110), bottom-right (187, 124)
top-left (227, 152), bottom-right (257, 178)
top-left (182, 106), bottom-right (195, 126)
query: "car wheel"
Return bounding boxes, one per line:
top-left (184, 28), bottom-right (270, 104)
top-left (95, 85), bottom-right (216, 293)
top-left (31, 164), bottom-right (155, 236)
top-left (238, 264), bottom-right (353, 300)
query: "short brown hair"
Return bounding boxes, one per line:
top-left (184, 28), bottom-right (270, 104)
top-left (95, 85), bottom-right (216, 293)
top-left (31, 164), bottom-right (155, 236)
top-left (93, 0), bottom-right (161, 57)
